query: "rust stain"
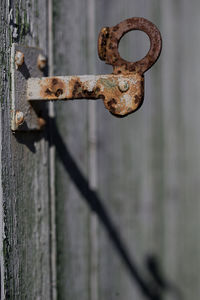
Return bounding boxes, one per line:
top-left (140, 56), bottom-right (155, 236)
top-left (69, 78), bottom-right (100, 99)
top-left (38, 74), bottom-right (144, 116)
top-left (40, 77), bottom-right (66, 99)
top-left (97, 17), bottom-right (161, 115)
top-left (134, 95), bottom-right (140, 104)
top-left (37, 17), bottom-right (161, 117)
top-left (102, 74), bottom-right (144, 116)
top-left (98, 17), bottom-right (162, 75)
top-left (68, 74), bottom-right (144, 116)
top-left (38, 117), bottom-right (46, 128)
top-left (98, 27), bottom-right (110, 61)
top-left (37, 54), bottom-right (47, 70)
top-left (15, 110), bottom-right (24, 126)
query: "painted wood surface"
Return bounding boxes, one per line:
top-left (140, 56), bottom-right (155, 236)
top-left (0, 1), bottom-right (52, 299)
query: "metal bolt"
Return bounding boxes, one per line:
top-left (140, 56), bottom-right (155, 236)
top-left (15, 111), bottom-right (24, 126)
top-left (118, 80), bottom-right (129, 92)
top-left (15, 51), bottom-right (24, 69)
top-left (37, 54), bottom-right (47, 70)
top-left (38, 117), bottom-right (46, 128)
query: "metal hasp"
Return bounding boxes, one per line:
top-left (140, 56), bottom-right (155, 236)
top-left (11, 44), bottom-right (48, 131)
top-left (11, 17), bottom-right (162, 131)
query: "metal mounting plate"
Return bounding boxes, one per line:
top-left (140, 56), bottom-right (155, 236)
top-left (11, 44), bottom-right (47, 131)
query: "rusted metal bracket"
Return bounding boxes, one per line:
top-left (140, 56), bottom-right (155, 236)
top-left (11, 44), bottom-right (47, 131)
top-left (11, 17), bottom-right (162, 131)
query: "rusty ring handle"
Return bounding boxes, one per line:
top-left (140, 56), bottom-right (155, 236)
top-left (98, 17), bottom-right (162, 75)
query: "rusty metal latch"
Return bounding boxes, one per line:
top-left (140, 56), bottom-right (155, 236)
top-left (11, 17), bottom-right (162, 131)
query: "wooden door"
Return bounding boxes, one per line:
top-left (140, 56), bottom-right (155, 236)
top-left (54, 0), bottom-right (200, 300)
top-left (2, 0), bottom-right (200, 299)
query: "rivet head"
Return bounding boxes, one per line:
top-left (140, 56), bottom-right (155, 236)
top-left (118, 80), bottom-right (129, 92)
top-left (38, 117), bottom-right (46, 128)
top-left (15, 111), bottom-right (24, 126)
top-left (37, 54), bottom-right (47, 70)
top-left (15, 51), bottom-right (24, 69)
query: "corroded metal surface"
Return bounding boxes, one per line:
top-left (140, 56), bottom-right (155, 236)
top-left (11, 44), bottom-right (47, 131)
top-left (98, 17), bottom-right (162, 75)
top-left (28, 73), bottom-right (144, 116)
top-left (27, 17), bottom-right (161, 117)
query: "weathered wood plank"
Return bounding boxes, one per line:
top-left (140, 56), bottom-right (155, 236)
top-left (0, 0), bottom-right (52, 298)
top-left (53, 0), bottom-right (91, 299)
top-left (54, 0), bottom-right (200, 299)
top-left (53, 0), bottom-right (164, 299)
top-left (95, 2), bottom-right (164, 299)
top-left (161, 0), bottom-right (200, 299)
top-left (96, 0), bottom-right (200, 299)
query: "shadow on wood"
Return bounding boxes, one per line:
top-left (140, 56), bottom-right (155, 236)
top-left (13, 115), bottom-right (183, 300)
top-left (47, 116), bottom-right (183, 300)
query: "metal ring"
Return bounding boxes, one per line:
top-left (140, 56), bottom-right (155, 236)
top-left (98, 17), bottom-right (162, 75)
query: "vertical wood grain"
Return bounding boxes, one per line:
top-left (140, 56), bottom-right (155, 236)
top-left (0, 0), bottom-right (52, 298)
top-left (48, 0), bottom-right (57, 299)
top-left (54, 0), bottom-right (200, 299)
top-left (96, 2), bottom-right (164, 299)
top-left (53, 1), bottom-right (90, 299)
top-left (161, 0), bottom-right (200, 298)
top-left (86, 0), bottom-right (99, 299)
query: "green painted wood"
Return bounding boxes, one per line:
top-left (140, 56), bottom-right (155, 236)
top-left (0, 1), bottom-right (52, 299)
